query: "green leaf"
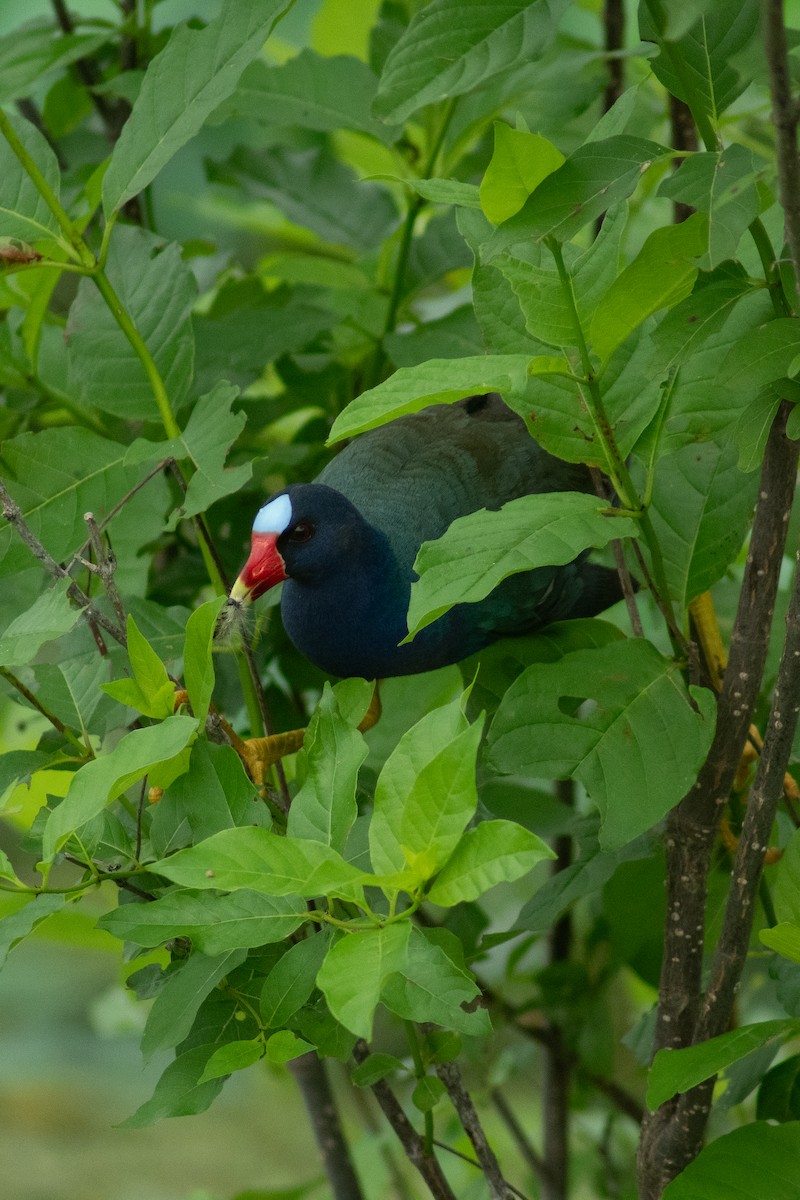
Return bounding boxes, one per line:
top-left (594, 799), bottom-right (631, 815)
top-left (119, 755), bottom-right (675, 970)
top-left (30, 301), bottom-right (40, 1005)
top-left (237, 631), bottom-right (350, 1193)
top-left (152, 828), bottom-right (369, 902)
top-left (0, 24), bottom-right (109, 105)
top-left (480, 125), bottom-right (565, 225)
top-left (287, 681), bottom-right (371, 851)
top-left (327, 356), bottom-right (531, 443)
top-left (485, 137), bottom-right (668, 253)
top-left (373, 0), bottom-right (568, 124)
top-left (351, 1053), bottom-right (406, 1087)
top-left (43, 715), bottom-right (198, 860)
top-left (126, 382), bottom-right (252, 524)
top-left (757, 1055), bottom-right (800, 1122)
top-left (184, 596), bottom-right (227, 725)
top-left (0, 113), bottom-right (64, 250)
top-left (215, 143), bottom-right (398, 251)
top-left (761, 924), bottom-right (800, 965)
top-left (0, 579), bottom-right (81, 667)
top-left (427, 820), bottom-right (554, 906)
top-left (66, 227), bottom-right (196, 421)
top-left (488, 639), bottom-right (716, 849)
top-left (641, 0), bottom-right (760, 125)
top-left (661, 1121), bottom-right (800, 1200)
top-left (370, 694), bottom-right (469, 876)
top-left (264, 1030), bottom-right (315, 1063)
top-left (154, 740), bottom-right (260, 846)
top-left (407, 493), bottom-right (638, 637)
top-left (102, 0), bottom-right (294, 215)
top-left (407, 179), bottom-right (482, 209)
top-left (317, 923), bottom-right (410, 1039)
top-left (657, 146), bottom-right (762, 270)
top-left (717, 318), bottom-right (800, 394)
top-left (647, 441), bottom-right (759, 608)
top-left (100, 890), bottom-right (304, 955)
top-left (141, 948), bottom-right (248, 1061)
top-left (589, 216), bottom-right (707, 362)
top-left (647, 1020), bottom-right (797, 1110)
top-left (215, 50), bottom-right (398, 143)
top-left (199, 1038), bottom-right (264, 1082)
top-left (396, 717), bottom-right (484, 883)
top-left (120, 1045), bottom-right (224, 1126)
top-left (412, 1076), bottom-right (446, 1112)
top-left (381, 927), bottom-right (490, 1036)
top-left (260, 932), bottom-right (330, 1028)
top-left (103, 613), bottom-right (175, 719)
top-left (650, 276), bottom-right (753, 373)
top-left (0, 894), bottom-right (65, 969)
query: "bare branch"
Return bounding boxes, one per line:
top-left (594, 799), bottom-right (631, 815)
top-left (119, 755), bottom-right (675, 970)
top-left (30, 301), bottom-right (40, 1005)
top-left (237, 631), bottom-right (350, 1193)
top-left (289, 1052), bottom-right (365, 1200)
top-left (765, 0), bottom-right (800, 301)
top-left (434, 1059), bottom-right (515, 1200)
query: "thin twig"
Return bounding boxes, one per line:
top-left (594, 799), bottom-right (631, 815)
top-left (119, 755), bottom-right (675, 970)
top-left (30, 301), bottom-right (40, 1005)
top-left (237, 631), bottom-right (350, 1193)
top-left (434, 1059), bottom-right (514, 1200)
top-left (353, 1040), bottom-right (457, 1200)
top-left (83, 511), bottom-right (127, 630)
top-left (765, 0), bottom-right (800, 305)
top-left (431, 1140), bottom-right (532, 1200)
top-left (0, 477), bottom-right (127, 647)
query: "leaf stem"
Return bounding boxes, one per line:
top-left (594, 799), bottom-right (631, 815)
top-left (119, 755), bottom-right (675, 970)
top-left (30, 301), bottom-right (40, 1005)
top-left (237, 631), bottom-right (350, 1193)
top-left (405, 1021), bottom-right (435, 1154)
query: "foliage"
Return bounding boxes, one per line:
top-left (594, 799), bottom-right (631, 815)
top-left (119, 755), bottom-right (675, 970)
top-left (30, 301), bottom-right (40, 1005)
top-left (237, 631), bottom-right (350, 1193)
top-left (0, 1), bottom-right (799, 1198)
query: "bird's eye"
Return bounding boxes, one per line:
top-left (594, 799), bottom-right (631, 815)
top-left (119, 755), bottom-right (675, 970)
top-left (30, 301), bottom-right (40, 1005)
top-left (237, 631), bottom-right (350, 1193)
top-left (288, 519), bottom-right (315, 543)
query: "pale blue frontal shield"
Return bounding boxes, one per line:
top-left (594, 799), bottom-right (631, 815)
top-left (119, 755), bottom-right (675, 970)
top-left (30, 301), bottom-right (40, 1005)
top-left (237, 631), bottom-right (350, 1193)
top-left (253, 493), bottom-right (293, 535)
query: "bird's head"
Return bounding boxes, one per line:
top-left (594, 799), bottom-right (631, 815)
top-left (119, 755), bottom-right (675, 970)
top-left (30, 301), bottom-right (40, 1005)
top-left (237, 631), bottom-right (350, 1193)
top-left (229, 483), bottom-right (370, 605)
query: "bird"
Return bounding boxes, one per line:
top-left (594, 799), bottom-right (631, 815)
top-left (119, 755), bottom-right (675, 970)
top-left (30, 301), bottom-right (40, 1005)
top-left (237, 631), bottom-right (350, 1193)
top-left (226, 393), bottom-right (623, 681)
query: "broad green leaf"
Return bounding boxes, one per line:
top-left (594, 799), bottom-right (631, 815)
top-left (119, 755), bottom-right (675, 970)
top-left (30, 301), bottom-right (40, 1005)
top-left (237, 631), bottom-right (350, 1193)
top-left (641, 0), bottom-right (760, 124)
top-left (373, 0), bottom-right (568, 124)
top-left (459, 208), bottom-right (545, 356)
top-left (661, 1121), bottom-right (800, 1199)
top-left (100, 890), bottom-right (304, 955)
top-left (717, 318), bottom-right (800, 394)
top-left (407, 493), bottom-right (638, 637)
top-left (0, 113), bottom-right (64, 250)
top-left (771, 840), bottom-right (800, 927)
top-left (153, 740), bottom-right (260, 846)
top-left (141, 948), bottom-right (248, 1061)
top-left (102, 0), bottom-right (294, 215)
top-left (351, 1053), bottom-right (406, 1087)
top-left (0, 894), bottom-right (65, 969)
top-left (650, 276), bottom-right (753, 373)
top-left (408, 179), bottom-right (482, 208)
top-left (260, 932), bottom-right (330, 1028)
top-left (485, 137), bottom-right (668, 253)
top-left (370, 694), bottom-right (469, 876)
top-left (514, 822), bottom-right (658, 934)
top-left (757, 1055), bottom-right (800, 1122)
top-left (0, 428), bottom-right (162, 575)
top-left (317, 922), bottom-right (410, 1038)
top-left (184, 596), bottom-right (227, 725)
top-left (152, 828), bottom-right (369, 902)
top-left (647, 1021), bottom-right (797, 1110)
top-left (412, 1076), bottom-right (446, 1112)
top-left (427, 820), bottom-right (554, 906)
top-left (658, 146), bottom-right (762, 270)
top-left (0, 24), bottom-right (109, 104)
top-left (488, 639), bottom-right (716, 848)
top-left (647, 441), bottom-right (758, 607)
top-left (103, 613), bottom-right (175, 719)
top-left (0, 750), bottom-right (53, 800)
top-left (120, 1045), bottom-right (224, 1126)
top-left (126, 382), bottom-right (251, 524)
top-left (264, 1030), bottom-right (315, 1063)
top-left (43, 715), bottom-right (198, 860)
top-left (199, 1039), bottom-right (264, 1082)
top-left (381, 927), bottom-right (490, 1036)
top-left (590, 216), bottom-right (707, 362)
top-left (287, 681), bottom-right (371, 851)
top-left (397, 717), bottom-right (484, 882)
top-left (480, 125), bottom-right (565, 225)
top-left (33, 654), bottom-right (114, 740)
top-left (0, 579), bottom-right (81, 667)
top-left (215, 143), bottom-right (398, 251)
top-left (214, 50), bottom-right (398, 142)
top-left (761, 924), bottom-right (800, 964)
top-left (328, 356), bottom-right (531, 442)
top-left (734, 391), bottom-right (782, 473)
top-left (66, 226), bottom-right (196, 421)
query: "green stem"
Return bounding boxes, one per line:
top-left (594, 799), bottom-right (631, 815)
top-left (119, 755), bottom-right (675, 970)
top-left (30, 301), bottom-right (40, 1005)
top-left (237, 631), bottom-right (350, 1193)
top-left (0, 108), bottom-right (94, 266)
top-left (642, 0), bottom-right (719, 152)
top-left (547, 237), bottom-right (681, 646)
top-left (749, 216), bottom-right (793, 317)
top-left (405, 1020), bottom-right (434, 1155)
